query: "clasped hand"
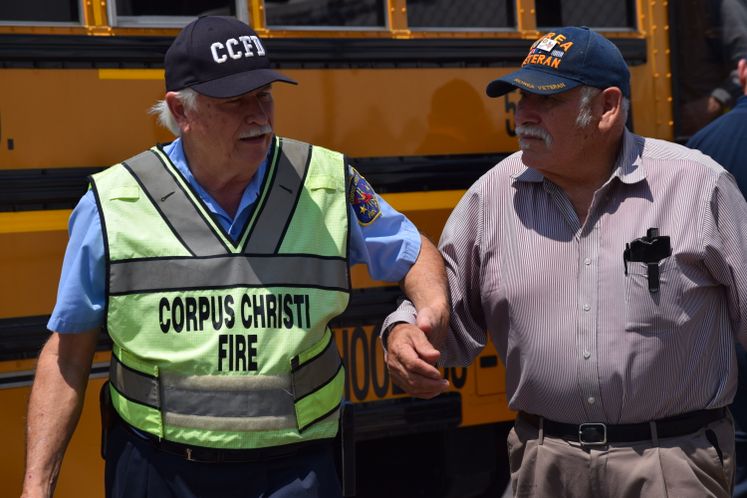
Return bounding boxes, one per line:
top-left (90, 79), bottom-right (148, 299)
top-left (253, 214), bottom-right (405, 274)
top-left (385, 306), bottom-right (450, 399)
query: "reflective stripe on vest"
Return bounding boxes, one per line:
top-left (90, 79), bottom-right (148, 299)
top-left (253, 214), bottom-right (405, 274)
top-left (109, 255), bottom-right (348, 295)
top-left (109, 330), bottom-right (342, 432)
top-left (93, 137), bottom-right (350, 449)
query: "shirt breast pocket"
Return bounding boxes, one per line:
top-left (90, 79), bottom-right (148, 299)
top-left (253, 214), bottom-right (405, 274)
top-left (624, 257), bottom-right (685, 332)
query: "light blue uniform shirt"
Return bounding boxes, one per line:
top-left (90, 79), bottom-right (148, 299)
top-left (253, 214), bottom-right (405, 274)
top-left (48, 138), bottom-right (421, 333)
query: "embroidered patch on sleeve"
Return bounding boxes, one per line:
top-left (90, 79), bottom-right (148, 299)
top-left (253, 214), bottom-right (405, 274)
top-left (348, 167), bottom-right (381, 226)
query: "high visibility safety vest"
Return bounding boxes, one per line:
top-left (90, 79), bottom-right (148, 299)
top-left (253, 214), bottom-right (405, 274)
top-left (90, 137), bottom-right (350, 450)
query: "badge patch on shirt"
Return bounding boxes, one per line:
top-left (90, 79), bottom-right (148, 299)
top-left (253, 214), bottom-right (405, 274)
top-left (349, 167), bottom-right (381, 226)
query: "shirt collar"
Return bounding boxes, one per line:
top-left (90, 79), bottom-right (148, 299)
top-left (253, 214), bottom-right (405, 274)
top-left (610, 128), bottom-right (646, 185)
top-left (162, 137), bottom-right (269, 221)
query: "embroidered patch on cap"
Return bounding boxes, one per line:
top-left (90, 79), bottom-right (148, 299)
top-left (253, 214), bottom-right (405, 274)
top-left (348, 167), bottom-right (381, 226)
top-left (521, 32), bottom-right (575, 71)
top-left (536, 37), bottom-right (558, 52)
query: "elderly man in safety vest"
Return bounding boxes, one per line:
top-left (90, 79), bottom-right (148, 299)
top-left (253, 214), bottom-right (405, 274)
top-left (21, 16), bottom-right (447, 498)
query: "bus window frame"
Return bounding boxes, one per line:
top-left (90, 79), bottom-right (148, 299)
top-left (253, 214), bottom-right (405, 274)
top-left (261, 0), bottom-right (391, 32)
top-left (0, 0), bottom-right (84, 27)
top-left (405, 0), bottom-right (517, 33)
top-left (106, 0), bottom-right (250, 28)
top-left (408, 27), bottom-right (519, 34)
top-left (535, 26), bottom-right (639, 33)
top-left (261, 24), bottom-right (390, 32)
top-left (534, 0), bottom-right (638, 31)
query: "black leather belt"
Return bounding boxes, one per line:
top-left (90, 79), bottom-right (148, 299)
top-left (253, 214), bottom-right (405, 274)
top-left (117, 417), bottom-right (328, 463)
top-left (519, 407), bottom-right (727, 447)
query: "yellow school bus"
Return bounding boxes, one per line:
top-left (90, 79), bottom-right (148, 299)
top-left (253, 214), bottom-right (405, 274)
top-left (0, 0), bottom-right (734, 496)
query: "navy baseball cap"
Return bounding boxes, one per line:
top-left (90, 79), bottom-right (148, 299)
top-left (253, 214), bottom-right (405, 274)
top-left (486, 26), bottom-right (630, 98)
top-left (165, 16), bottom-right (297, 98)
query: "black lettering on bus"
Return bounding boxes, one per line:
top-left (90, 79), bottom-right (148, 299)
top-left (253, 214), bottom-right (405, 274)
top-left (504, 94), bottom-right (517, 137)
top-left (159, 297), bottom-right (170, 333)
top-left (351, 325), bottom-right (369, 401)
top-left (445, 367), bottom-right (468, 389)
top-left (369, 324), bottom-right (389, 398)
top-left (340, 328), bottom-right (351, 401)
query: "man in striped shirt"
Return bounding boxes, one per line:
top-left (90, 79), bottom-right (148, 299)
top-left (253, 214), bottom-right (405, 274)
top-left (384, 27), bottom-right (747, 497)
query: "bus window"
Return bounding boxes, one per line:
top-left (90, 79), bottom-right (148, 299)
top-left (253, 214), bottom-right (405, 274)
top-left (535, 0), bottom-right (636, 29)
top-left (111, 0), bottom-right (237, 25)
top-left (406, 0), bottom-right (515, 29)
top-left (264, 0), bottom-right (386, 28)
top-left (0, 0), bottom-right (80, 23)
top-left (114, 0), bottom-right (235, 16)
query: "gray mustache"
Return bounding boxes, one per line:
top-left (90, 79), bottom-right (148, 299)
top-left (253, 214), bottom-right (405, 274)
top-left (241, 124), bottom-right (273, 139)
top-left (515, 125), bottom-right (552, 146)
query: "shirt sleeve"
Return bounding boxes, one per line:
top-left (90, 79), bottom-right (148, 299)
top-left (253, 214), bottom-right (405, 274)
top-left (347, 165), bottom-right (421, 282)
top-left (47, 191), bottom-right (107, 333)
top-left (380, 185), bottom-right (489, 366)
top-left (703, 171), bottom-right (747, 344)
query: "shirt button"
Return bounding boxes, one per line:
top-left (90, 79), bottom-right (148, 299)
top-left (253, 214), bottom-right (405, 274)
top-left (584, 258), bottom-right (591, 266)
top-left (583, 304), bottom-right (591, 311)
top-left (587, 397), bottom-right (596, 405)
top-left (583, 350), bottom-right (591, 359)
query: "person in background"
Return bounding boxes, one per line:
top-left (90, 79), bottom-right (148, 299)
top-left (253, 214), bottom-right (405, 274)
top-left (688, 57), bottom-right (747, 498)
top-left (689, 58), bottom-right (747, 193)
top-left (708, 0), bottom-right (747, 116)
top-left (383, 26), bottom-right (747, 497)
top-left (21, 16), bottom-right (448, 498)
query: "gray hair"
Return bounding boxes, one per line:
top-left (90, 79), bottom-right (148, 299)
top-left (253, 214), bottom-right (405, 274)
top-left (149, 88), bottom-right (199, 136)
top-left (576, 86), bottom-right (630, 128)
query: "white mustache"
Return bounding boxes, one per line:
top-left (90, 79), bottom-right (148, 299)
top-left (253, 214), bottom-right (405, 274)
top-left (515, 125), bottom-right (552, 147)
top-left (240, 124), bottom-right (273, 139)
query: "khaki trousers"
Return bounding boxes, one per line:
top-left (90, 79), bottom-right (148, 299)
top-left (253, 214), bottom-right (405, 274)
top-left (507, 413), bottom-right (735, 497)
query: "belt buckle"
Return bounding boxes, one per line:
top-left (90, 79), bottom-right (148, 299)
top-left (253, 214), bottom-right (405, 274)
top-left (578, 423), bottom-right (607, 446)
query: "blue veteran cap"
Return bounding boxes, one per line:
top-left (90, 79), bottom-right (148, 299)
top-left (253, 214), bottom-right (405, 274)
top-left (486, 26), bottom-right (630, 98)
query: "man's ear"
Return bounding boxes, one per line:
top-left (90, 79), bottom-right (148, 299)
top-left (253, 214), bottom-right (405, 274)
top-left (598, 87), bottom-right (624, 132)
top-left (738, 58), bottom-right (747, 94)
top-left (165, 92), bottom-right (190, 132)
